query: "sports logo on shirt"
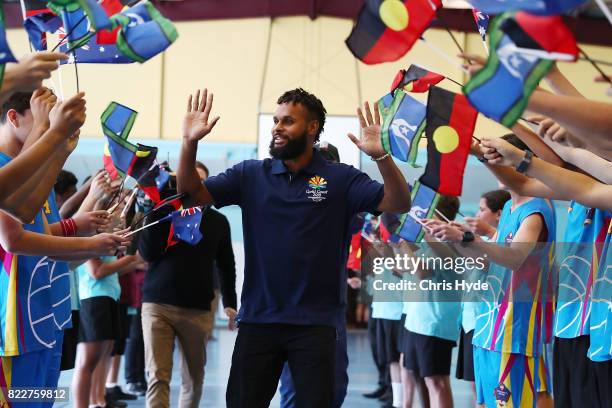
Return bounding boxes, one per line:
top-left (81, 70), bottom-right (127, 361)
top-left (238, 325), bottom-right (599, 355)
top-left (306, 175), bottom-right (328, 202)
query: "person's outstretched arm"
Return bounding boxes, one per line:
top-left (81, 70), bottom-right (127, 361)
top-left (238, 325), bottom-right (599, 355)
top-left (543, 64), bottom-right (583, 97)
top-left (511, 123), bottom-right (564, 167)
top-left (347, 101), bottom-right (411, 213)
top-left (481, 136), bottom-right (612, 211)
top-left (60, 175), bottom-right (93, 219)
top-left (0, 211), bottom-right (131, 260)
top-left (177, 89), bottom-right (219, 206)
top-left (469, 140), bottom-right (566, 200)
top-left (527, 91), bottom-right (612, 160)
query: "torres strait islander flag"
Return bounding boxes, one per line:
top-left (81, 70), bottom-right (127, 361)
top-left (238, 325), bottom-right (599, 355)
top-left (395, 181), bottom-right (440, 243)
top-left (346, 0), bottom-right (441, 64)
top-left (101, 101), bottom-right (158, 181)
top-left (463, 13), bottom-right (555, 128)
top-left (378, 90), bottom-right (427, 165)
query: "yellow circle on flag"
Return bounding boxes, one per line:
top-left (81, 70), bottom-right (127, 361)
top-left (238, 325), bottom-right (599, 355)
top-left (379, 0), bottom-right (409, 31)
top-left (432, 126), bottom-right (459, 154)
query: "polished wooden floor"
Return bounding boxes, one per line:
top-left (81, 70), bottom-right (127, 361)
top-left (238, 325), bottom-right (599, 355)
top-left (57, 328), bottom-right (475, 407)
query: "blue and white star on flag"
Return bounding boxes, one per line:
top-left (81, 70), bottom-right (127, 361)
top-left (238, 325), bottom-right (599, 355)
top-left (472, 9), bottom-right (490, 42)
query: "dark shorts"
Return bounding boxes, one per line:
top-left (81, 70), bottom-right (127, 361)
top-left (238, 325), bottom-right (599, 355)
top-left (456, 329), bottom-right (475, 381)
top-left (60, 310), bottom-right (79, 371)
top-left (78, 296), bottom-right (119, 343)
top-left (402, 329), bottom-right (455, 377)
top-left (553, 336), bottom-right (612, 408)
top-left (111, 304), bottom-right (130, 356)
top-left (376, 317), bottom-right (403, 364)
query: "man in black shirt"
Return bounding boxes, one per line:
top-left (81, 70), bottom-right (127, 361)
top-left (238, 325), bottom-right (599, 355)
top-left (139, 170), bottom-right (237, 408)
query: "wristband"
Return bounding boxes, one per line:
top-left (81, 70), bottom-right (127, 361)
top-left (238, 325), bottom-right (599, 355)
top-left (60, 218), bottom-right (77, 237)
top-left (371, 153), bottom-right (390, 162)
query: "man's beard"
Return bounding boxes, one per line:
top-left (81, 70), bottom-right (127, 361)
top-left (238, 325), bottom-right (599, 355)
top-left (269, 132), bottom-right (308, 160)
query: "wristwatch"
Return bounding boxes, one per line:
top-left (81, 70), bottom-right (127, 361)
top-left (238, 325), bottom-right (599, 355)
top-left (462, 231), bottom-right (475, 243)
top-left (515, 150), bottom-right (533, 174)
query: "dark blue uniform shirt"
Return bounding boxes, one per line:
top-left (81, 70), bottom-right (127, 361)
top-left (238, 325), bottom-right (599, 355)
top-left (205, 149), bottom-right (384, 327)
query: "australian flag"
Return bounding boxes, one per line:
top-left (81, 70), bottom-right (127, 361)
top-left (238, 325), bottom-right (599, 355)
top-left (170, 207), bottom-right (203, 245)
top-left (472, 9), bottom-right (489, 44)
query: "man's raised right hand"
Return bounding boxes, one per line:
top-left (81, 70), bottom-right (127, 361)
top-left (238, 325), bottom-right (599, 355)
top-left (182, 88), bottom-right (220, 143)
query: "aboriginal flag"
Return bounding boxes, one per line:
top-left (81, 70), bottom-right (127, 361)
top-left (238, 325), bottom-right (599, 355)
top-left (420, 87), bottom-right (477, 196)
top-left (136, 165), bottom-right (161, 203)
top-left (128, 144), bottom-right (158, 182)
top-left (390, 65), bottom-right (445, 93)
top-left (346, 0), bottom-right (441, 64)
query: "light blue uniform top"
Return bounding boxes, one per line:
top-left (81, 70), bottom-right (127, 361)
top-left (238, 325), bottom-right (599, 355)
top-left (69, 268), bottom-right (80, 311)
top-left (78, 256), bottom-right (121, 301)
top-left (554, 202), bottom-right (609, 339)
top-left (403, 248), bottom-right (461, 342)
top-left (371, 269), bottom-right (404, 320)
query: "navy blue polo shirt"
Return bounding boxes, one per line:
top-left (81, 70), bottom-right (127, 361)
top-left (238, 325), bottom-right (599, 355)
top-left (205, 149), bottom-right (384, 327)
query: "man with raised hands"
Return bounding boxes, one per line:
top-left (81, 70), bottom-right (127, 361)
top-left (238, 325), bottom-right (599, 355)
top-left (177, 87), bottom-right (411, 407)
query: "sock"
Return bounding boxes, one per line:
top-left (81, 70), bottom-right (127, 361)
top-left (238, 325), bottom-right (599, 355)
top-left (106, 382), bottom-right (117, 388)
top-left (392, 382), bottom-right (403, 407)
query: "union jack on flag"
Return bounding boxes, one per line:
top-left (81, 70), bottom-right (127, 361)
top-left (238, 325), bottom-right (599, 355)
top-left (472, 9), bottom-right (490, 43)
top-left (170, 206), bottom-right (203, 245)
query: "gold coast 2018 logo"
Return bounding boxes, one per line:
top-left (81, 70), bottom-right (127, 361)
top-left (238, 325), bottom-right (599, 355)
top-left (306, 175), bottom-right (328, 202)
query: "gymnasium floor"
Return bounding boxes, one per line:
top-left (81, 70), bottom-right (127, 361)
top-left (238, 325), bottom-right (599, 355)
top-left (57, 329), bottom-right (475, 407)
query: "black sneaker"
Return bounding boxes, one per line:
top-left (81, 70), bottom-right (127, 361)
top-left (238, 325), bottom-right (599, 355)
top-left (363, 385), bottom-right (388, 399)
top-left (137, 382), bottom-right (148, 395)
top-left (106, 385), bottom-right (137, 401)
top-left (126, 382), bottom-right (146, 397)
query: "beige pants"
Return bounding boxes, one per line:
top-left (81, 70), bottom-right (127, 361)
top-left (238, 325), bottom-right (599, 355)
top-left (203, 289), bottom-right (221, 338)
top-left (142, 302), bottom-right (211, 408)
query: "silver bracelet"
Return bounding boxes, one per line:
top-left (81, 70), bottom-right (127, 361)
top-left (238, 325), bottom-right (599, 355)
top-left (371, 153), bottom-right (390, 162)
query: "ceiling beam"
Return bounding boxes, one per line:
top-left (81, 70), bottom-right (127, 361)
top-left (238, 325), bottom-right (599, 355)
top-left (3, 0), bottom-right (611, 47)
